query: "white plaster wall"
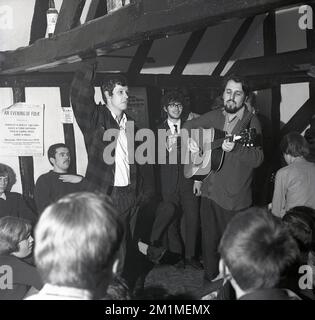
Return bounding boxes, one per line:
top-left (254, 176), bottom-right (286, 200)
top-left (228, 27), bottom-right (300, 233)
top-left (0, 88), bottom-right (22, 193)
top-left (25, 87), bottom-right (65, 184)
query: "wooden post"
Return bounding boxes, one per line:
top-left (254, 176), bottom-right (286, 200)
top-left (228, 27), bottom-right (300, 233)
top-left (264, 11), bottom-right (281, 148)
top-left (307, 3), bottom-right (315, 105)
top-left (12, 86), bottom-right (36, 210)
top-left (257, 11), bottom-right (281, 205)
top-left (59, 85), bottom-right (77, 174)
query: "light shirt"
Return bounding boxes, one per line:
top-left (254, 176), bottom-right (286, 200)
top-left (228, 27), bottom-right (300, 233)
top-left (26, 284), bottom-right (92, 300)
top-left (272, 158), bottom-right (315, 217)
top-left (167, 119), bottom-right (181, 134)
top-left (110, 110), bottom-right (130, 187)
top-left (223, 107), bottom-right (245, 134)
top-left (0, 193), bottom-right (6, 200)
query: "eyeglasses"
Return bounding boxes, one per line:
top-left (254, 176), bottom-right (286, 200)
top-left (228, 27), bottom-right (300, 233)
top-left (168, 103), bottom-right (183, 109)
top-left (0, 176), bottom-right (8, 183)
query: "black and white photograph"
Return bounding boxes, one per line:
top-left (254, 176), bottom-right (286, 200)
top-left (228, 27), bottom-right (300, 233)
top-left (0, 0), bottom-right (315, 311)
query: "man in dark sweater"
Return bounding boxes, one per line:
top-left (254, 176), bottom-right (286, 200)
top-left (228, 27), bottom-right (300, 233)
top-left (0, 164), bottom-right (36, 223)
top-left (34, 143), bottom-right (85, 214)
top-left (183, 75), bottom-right (264, 281)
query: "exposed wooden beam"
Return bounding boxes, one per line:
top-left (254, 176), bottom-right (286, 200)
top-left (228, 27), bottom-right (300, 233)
top-left (1, 71), bottom-right (312, 89)
top-left (247, 72), bottom-right (311, 90)
top-left (0, 0), bottom-right (304, 74)
top-left (212, 17), bottom-right (255, 76)
top-left (0, 73), bottom-right (223, 88)
top-left (12, 87), bottom-right (36, 209)
top-left (227, 48), bottom-right (314, 76)
top-left (54, 0), bottom-right (86, 35)
top-left (263, 12), bottom-right (276, 56)
top-left (127, 40), bottom-right (154, 76)
top-left (171, 28), bottom-right (207, 75)
top-left (29, 0), bottom-right (49, 44)
top-left (85, 0), bottom-right (108, 22)
top-left (280, 98), bottom-right (315, 136)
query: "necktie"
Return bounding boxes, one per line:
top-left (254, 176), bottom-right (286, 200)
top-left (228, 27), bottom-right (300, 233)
top-left (174, 124), bottom-right (178, 134)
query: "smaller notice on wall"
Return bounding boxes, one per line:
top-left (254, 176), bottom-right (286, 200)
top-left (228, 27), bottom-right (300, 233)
top-left (61, 107), bottom-right (74, 124)
top-left (0, 103), bottom-right (44, 156)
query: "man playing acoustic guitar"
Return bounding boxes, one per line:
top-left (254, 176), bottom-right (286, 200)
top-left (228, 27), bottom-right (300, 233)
top-left (183, 75), bottom-right (264, 282)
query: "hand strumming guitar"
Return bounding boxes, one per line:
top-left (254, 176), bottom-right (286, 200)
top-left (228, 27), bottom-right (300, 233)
top-left (222, 139), bottom-right (235, 152)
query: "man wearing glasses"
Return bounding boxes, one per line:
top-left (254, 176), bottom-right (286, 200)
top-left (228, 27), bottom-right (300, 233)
top-left (139, 89), bottom-right (202, 269)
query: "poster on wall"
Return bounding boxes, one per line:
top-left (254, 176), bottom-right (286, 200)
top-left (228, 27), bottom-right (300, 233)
top-left (126, 87), bottom-right (149, 129)
top-left (0, 102), bottom-right (44, 156)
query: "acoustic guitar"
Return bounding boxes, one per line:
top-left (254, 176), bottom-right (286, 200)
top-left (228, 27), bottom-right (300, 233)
top-left (184, 127), bottom-right (256, 180)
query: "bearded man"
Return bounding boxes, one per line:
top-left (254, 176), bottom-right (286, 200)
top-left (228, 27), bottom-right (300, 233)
top-left (183, 75), bottom-right (264, 282)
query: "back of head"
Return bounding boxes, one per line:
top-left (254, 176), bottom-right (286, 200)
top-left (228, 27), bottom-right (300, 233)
top-left (219, 207), bottom-right (299, 292)
top-left (34, 192), bottom-right (123, 293)
top-left (0, 216), bottom-right (32, 256)
top-left (284, 206), bottom-right (314, 254)
top-left (280, 132), bottom-right (310, 158)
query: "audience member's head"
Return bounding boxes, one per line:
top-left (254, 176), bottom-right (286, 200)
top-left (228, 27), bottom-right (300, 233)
top-left (283, 210), bottom-right (312, 259)
top-left (284, 206), bottom-right (315, 253)
top-left (0, 216), bottom-right (33, 258)
top-left (0, 163), bottom-right (17, 194)
top-left (34, 192), bottom-right (123, 299)
top-left (0, 164), bottom-right (9, 195)
top-left (219, 207), bottom-right (299, 299)
top-left (47, 143), bottom-right (71, 173)
top-left (280, 132), bottom-right (310, 164)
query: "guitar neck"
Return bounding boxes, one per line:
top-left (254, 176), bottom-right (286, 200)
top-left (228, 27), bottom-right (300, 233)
top-left (205, 135), bottom-right (235, 150)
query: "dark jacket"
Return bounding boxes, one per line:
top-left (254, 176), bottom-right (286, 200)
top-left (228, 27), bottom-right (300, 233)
top-left (157, 120), bottom-right (193, 198)
top-left (70, 64), bottom-right (150, 199)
